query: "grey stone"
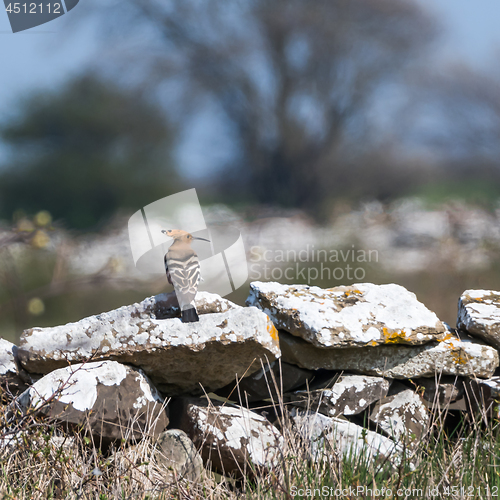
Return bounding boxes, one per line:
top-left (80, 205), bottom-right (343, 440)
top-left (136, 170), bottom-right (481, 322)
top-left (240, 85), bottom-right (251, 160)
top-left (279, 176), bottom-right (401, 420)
top-left (17, 361), bottom-right (168, 442)
top-left (280, 330), bottom-right (498, 379)
top-left (194, 292), bottom-right (240, 315)
top-left (0, 339), bottom-right (31, 395)
top-left (288, 374), bottom-right (390, 417)
top-left (215, 360), bottom-right (313, 403)
top-left (113, 431), bottom-right (203, 488)
top-left (247, 282), bottom-right (446, 348)
top-left (153, 429), bottom-right (204, 482)
top-left (369, 389), bottom-right (429, 449)
top-left (291, 409), bottom-right (402, 471)
top-left (172, 398), bottom-right (283, 477)
top-left (414, 376), bottom-right (464, 406)
top-left (463, 377), bottom-right (500, 418)
top-left (18, 293), bottom-right (280, 396)
top-left (476, 376), bottom-right (500, 399)
top-left (457, 289), bottom-right (500, 350)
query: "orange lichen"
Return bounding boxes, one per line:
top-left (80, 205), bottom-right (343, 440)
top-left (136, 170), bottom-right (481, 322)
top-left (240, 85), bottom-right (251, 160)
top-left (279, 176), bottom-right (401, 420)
top-left (450, 349), bottom-right (468, 365)
top-left (382, 327), bottom-right (408, 344)
top-left (438, 332), bottom-right (454, 342)
top-left (442, 338), bottom-right (468, 365)
top-left (267, 323), bottom-right (279, 342)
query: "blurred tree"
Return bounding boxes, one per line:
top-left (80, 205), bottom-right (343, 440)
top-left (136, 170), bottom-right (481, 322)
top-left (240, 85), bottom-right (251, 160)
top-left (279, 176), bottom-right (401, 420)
top-left (403, 65), bottom-right (500, 160)
top-left (395, 65), bottom-right (500, 204)
top-left (0, 75), bottom-right (179, 229)
top-left (104, 0), bottom-right (435, 216)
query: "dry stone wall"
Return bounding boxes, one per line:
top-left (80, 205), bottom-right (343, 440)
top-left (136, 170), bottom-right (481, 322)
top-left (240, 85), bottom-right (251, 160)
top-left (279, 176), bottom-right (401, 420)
top-left (2, 282), bottom-right (500, 479)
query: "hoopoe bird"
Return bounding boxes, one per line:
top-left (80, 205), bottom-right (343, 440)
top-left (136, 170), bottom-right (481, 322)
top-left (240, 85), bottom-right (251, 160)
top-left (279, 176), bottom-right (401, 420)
top-left (161, 229), bottom-right (210, 323)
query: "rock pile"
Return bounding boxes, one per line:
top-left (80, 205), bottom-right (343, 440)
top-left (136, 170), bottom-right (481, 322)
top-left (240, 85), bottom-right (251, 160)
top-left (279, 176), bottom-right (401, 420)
top-left (17, 291), bottom-right (279, 395)
top-left (2, 282), bottom-right (500, 483)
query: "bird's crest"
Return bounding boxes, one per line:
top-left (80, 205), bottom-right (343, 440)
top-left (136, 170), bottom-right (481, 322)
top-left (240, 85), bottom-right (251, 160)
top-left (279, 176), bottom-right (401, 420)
top-left (162, 229), bottom-right (192, 243)
top-left (161, 229), bottom-right (210, 243)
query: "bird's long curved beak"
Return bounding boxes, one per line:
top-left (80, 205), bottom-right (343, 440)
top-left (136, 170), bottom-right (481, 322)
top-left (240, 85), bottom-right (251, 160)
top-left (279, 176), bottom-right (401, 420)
top-left (193, 237), bottom-right (211, 242)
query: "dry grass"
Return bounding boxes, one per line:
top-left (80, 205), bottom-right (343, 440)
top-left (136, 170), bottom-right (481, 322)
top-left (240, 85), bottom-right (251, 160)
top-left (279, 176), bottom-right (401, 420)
top-left (0, 399), bottom-right (238, 500)
top-left (1, 365), bottom-right (500, 499)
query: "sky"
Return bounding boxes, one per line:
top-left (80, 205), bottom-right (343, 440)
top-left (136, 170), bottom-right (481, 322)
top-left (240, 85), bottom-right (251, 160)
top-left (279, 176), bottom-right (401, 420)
top-left (416, 0), bottom-right (500, 69)
top-left (1, 0), bottom-right (500, 176)
top-left (0, 3), bottom-right (97, 116)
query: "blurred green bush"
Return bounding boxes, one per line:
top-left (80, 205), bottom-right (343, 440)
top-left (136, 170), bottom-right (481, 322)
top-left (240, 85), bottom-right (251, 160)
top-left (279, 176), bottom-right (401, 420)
top-left (0, 74), bottom-right (179, 230)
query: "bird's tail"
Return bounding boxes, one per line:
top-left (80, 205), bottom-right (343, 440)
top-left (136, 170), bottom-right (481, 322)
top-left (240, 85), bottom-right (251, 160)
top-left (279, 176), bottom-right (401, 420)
top-left (181, 307), bottom-right (199, 323)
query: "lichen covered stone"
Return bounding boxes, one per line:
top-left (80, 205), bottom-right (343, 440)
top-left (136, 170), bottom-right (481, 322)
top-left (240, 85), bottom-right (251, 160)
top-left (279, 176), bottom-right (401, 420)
top-left (280, 330), bottom-right (498, 379)
top-left (289, 374), bottom-right (390, 417)
top-left (291, 409), bottom-right (402, 471)
top-left (18, 293), bottom-right (280, 396)
top-left (17, 361), bottom-right (168, 441)
top-left (247, 282), bottom-right (446, 348)
top-left (0, 338), bottom-right (31, 394)
top-left (173, 399), bottom-right (283, 476)
top-left (457, 289), bottom-right (500, 350)
top-left (369, 389), bottom-right (429, 449)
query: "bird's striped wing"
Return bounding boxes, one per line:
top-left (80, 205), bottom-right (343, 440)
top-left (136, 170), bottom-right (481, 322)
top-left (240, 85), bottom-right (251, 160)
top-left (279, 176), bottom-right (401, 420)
top-left (165, 247), bottom-right (200, 310)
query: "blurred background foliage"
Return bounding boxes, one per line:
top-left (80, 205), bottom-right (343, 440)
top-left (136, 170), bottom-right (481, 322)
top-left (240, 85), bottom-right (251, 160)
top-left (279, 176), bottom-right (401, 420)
top-left (0, 75), bottom-right (179, 229)
top-left (2, 0), bottom-right (500, 341)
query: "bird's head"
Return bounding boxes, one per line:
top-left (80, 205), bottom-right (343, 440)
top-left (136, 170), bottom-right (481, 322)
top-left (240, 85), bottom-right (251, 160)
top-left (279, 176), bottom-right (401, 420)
top-left (161, 229), bottom-right (210, 244)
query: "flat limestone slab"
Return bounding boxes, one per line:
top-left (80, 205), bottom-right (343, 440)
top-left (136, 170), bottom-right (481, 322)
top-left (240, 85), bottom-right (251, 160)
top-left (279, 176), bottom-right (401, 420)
top-left (247, 282), bottom-right (446, 348)
top-left (280, 330), bottom-right (498, 379)
top-left (18, 293), bottom-right (280, 396)
top-left (288, 374), bottom-right (390, 417)
top-left (291, 409), bottom-right (401, 471)
top-left (457, 289), bottom-right (500, 350)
